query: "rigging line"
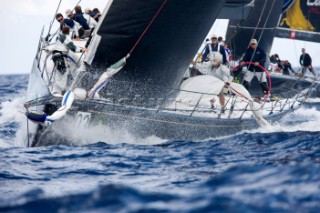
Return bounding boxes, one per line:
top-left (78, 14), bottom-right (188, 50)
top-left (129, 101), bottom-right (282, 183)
top-left (247, 0), bottom-right (268, 64)
top-left (250, 0), bottom-right (268, 43)
top-left (256, 0), bottom-right (277, 45)
top-left (129, 0), bottom-right (168, 54)
top-left (226, 1), bottom-right (256, 61)
top-left (249, 0), bottom-right (276, 65)
top-left (228, 26), bottom-right (277, 30)
top-left (48, 0), bottom-right (83, 42)
top-left (47, 0), bottom-right (63, 38)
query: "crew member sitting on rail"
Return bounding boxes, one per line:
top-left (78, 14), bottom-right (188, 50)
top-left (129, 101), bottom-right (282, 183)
top-left (26, 54), bottom-right (130, 126)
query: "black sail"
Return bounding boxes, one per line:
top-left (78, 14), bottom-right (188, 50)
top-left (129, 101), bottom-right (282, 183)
top-left (225, 0), bottom-right (282, 60)
top-left (90, 0), bottom-right (226, 103)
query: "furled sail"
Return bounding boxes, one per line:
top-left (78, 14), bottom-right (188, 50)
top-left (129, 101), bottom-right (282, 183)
top-left (275, 0), bottom-right (320, 42)
top-left (87, 0), bottom-right (227, 102)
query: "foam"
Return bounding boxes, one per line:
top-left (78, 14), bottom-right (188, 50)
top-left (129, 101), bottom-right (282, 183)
top-left (242, 106), bottom-right (320, 134)
top-left (0, 97), bottom-right (28, 147)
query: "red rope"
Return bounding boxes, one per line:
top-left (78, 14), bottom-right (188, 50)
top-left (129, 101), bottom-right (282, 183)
top-left (231, 62), bottom-right (272, 103)
top-left (129, 0), bottom-right (169, 54)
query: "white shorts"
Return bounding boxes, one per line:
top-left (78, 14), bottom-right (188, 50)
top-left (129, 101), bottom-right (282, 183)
top-left (244, 71), bottom-right (267, 83)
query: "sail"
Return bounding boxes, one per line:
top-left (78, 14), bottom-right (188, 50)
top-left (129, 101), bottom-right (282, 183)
top-left (275, 0), bottom-right (320, 42)
top-left (218, 0), bottom-right (254, 19)
top-left (87, 0), bottom-right (226, 102)
top-left (225, 0), bottom-right (283, 60)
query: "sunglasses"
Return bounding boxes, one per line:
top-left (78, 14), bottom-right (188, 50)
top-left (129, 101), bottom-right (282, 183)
top-left (211, 38), bottom-right (217, 40)
top-left (57, 18), bottom-right (63, 22)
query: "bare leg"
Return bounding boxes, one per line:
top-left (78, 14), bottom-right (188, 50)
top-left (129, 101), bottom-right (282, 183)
top-left (308, 65), bottom-right (317, 77)
top-left (219, 91), bottom-right (225, 113)
top-left (300, 66), bottom-right (306, 77)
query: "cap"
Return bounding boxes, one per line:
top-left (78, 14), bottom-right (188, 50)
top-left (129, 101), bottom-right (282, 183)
top-left (211, 34), bottom-right (218, 39)
top-left (85, 8), bottom-right (90, 14)
top-left (250, 39), bottom-right (258, 44)
top-left (65, 9), bottom-right (72, 16)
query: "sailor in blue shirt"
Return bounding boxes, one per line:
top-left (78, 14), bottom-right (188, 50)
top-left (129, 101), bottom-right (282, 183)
top-left (240, 39), bottom-right (269, 96)
top-left (201, 34), bottom-right (227, 64)
top-left (71, 6), bottom-right (91, 30)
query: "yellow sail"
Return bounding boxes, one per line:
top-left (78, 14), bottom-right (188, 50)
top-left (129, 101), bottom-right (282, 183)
top-left (280, 0), bottom-right (314, 31)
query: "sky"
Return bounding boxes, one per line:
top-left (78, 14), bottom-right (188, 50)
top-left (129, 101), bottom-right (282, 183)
top-left (1, 0), bottom-right (320, 75)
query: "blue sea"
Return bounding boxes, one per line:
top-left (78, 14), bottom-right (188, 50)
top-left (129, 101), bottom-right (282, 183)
top-left (1, 74), bottom-right (320, 213)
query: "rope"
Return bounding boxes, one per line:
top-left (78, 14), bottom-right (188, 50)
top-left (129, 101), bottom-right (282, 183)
top-left (250, 0), bottom-right (268, 45)
top-left (228, 26), bottom-right (277, 30)
top-left (129, 0), bottom-right (168, 54)
top-left (46, 0), bottom-right (62, 39)
top-left (256, 0), bottom-right (277, 46)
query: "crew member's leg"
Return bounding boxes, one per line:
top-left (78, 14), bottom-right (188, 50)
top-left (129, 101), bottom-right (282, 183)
top-left (242, 71), bottom-right (254, 90)
top-left (218, 90), bottom-right (225, 113)
top-left (308, 65), bottom-right (317, 79)
top-left (256, 72), bottom-right (269, 95)
top-left (300, 66), bottom-right (307, 77)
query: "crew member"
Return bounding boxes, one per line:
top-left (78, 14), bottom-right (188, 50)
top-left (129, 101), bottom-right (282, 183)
top-left (240, 39), bottom-right (269, 96)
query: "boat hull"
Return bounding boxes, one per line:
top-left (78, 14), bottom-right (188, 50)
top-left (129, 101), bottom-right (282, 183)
top-left (28, 98), bottom-right (293, 147)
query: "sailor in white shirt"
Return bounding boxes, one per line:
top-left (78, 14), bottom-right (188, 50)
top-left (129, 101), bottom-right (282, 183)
top-left (194, 52), bottom-right (232, 112)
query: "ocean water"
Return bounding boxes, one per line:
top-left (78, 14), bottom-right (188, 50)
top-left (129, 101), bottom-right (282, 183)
top-left (0, 74), bottom-right (320, 213)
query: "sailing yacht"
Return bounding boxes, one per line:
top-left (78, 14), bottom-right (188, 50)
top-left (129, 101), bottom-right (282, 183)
top-left (24, 0), bottom-right (310, 147)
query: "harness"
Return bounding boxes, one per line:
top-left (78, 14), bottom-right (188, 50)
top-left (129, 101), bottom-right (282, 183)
top-left (52, 50), bottom-right (67, 75)
top-left (209, 43), bottom-right (220, 61)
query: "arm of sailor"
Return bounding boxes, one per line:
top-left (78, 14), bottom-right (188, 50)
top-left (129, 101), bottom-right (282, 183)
top-left (193, 61), bottom-right (211, 75)
top-left (221, 65), bottom-right (232, 83)
top-left (66, 40), bottom-right (87, 53)
top-left (201, 45), bottom-right (210, 62)
top-left (219, 45), bottom-right (227, 64)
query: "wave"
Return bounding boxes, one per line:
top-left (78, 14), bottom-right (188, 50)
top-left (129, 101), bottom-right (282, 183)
top-left (1, 163), bottom-right (319, 213)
